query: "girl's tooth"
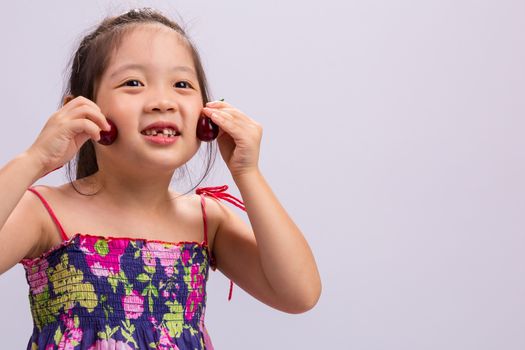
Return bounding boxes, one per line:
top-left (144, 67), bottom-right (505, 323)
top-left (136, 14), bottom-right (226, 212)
top-left (143, 128), bottom-right (177, 136)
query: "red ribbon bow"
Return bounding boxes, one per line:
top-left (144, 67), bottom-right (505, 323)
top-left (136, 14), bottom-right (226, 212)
top-left (196, 185), bottom-right (246, 211)
top-left (196, 185), bottom-right (246, 301)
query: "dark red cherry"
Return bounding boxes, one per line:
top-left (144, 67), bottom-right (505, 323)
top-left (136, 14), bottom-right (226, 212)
top-left (196, 115), bottom-right (219, 142)
top-left (98, 118), bottom-right (118, 145)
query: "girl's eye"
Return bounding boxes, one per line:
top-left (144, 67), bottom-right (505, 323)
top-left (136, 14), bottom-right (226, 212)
top-left (123, 80), bottom-right (143, 87)
top-left (175, 81), bottom-right (192, 89)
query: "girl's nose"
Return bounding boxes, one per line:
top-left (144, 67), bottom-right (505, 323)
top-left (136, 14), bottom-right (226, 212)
top-left (150, 101), bottom-right (176, 112)
top-left (145, 90), bottom-right (178, 113)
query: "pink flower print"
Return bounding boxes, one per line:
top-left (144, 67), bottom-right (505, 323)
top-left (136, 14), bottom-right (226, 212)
top-left (58, 311), bottom-right (83, 350)
top-left (185, 263), bottom-right (204, 321)
top-left (141, 246), bottom-right (156, 267)
top-left (122, 290), bottom-right (144, 319)
top-left (141, 243), bottom-right (181, 277)
top-left (60, 310), bottom-right (75, 329)
top-left (158, 324), bottom-right (179, 350)
top-left (181, 249), bottom-right (191, 265)
top-left (79, 236), bottom-right (128, 277)
top-left (46, 345), bottom-right (54, 350)
top-left (149, 317), bottom-right (179, 350)
top-left (57, 328), bottom-right (83, 350)
top-left (28, 259), bottom-right (49, 295)
top-left (88, 339), bottom-right (133, 350)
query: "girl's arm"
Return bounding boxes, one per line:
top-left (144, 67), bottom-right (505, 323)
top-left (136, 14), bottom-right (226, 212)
top-left (0, 152), bottom-right (49, 275)
top-left (212, 169), bottom-right (322, 314)
top-left (202, 100), bottom-right (321, 313)
top-left (0, 96), bottom-right (110, 275)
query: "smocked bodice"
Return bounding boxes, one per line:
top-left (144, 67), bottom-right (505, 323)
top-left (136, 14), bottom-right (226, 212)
top-left (18, 185), bottom-right (245, 350)
top-left (22, 233), bottom-right (212, 349)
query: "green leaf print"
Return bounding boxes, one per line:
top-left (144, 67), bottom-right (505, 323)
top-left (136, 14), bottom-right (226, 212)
top-left (112, 269), bottom-right (134, 295)
top-left (108, 274), bottom-right (118, 293)
top-left (32, 288), bottom-right (56, 328)
top-left (125, 284), bottom-right (133, 296)
top-left (151, 285), bottom-right (158, 297)
top-left (94, 239), bottom-right (109, 257)
top-left (98, 324), bottom-right (119, 340)
top-left (141, 285), bottom-right (150, 296)
top-left (53, 326), bottom-right (63, 345)
top-left (163, 300), bottom-right (184, 338)
top-left (121, 320), bottom-right (138, 347)
top-left (144, 264), bottom-right (156, 274)
top-left (33, 254), bottom-right (98, 328)
top-left (148, 294), bottom-right (154, 313)
top-left (48, 254), bottom-right (98, 312)
top-left (100, 294), bottom-right (115, 321)
top-left (137, 273), bottom-right (150, 283)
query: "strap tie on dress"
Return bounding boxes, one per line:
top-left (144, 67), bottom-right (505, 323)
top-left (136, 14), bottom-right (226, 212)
top-left (196, 185), bottom-right (246, 211)
top-left (196, 185), bottom-right (246, 301)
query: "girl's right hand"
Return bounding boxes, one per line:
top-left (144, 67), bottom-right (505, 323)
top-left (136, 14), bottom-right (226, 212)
top-left (25, 96), bottom-right (111, 177)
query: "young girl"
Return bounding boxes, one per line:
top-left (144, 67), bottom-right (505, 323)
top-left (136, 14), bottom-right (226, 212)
top-left (0, 7), bottom-right (320, 350)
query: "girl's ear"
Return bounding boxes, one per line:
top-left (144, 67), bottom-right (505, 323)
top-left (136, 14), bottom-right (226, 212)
top-left (63, 94), bottom-right (75, 106)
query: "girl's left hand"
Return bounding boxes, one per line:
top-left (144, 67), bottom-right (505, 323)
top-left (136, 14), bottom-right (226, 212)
top-left (202, 100), bottom-right (262, 177)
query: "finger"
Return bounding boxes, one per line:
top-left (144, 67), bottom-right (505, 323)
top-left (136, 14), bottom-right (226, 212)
top-left (202, 107), bottom-right (234, 124)
top-left (212, 107), bottom-right (254, 123)
top-left (203, 107), bottom-right (260, 133)
top-left (203, 109), bottom-right (239, 135)
top-left (204, 103), bottom-right (256, 123)
top-left (62, 95), bottom-right (98, 111)
top-left (61, 96), bottom-right (110, 128)
top-left (205, 99), bottom-right (231, 109)
top-left (66, 104), bottom-right (111, 131)
top-left (68, 118), bottom-right (105, 142)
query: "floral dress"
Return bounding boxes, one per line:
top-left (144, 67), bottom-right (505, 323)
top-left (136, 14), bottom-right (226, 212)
top-left (20, 185), bottom-right (245, 350)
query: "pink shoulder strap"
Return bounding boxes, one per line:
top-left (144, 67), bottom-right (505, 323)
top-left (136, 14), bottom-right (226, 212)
top-left (27, 187), bottom-right (69, 242)
top-left (196, 185), bottom-right (246, 302)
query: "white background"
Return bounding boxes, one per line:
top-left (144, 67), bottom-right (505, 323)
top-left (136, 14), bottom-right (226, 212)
top-left (0, 1), bottom-right (524, 349)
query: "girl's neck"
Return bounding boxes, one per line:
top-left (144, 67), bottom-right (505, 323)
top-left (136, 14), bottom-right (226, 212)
top-left (79, 170), bottom-right (178, 216)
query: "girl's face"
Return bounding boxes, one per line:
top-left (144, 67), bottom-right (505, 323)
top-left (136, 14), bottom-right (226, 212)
top-left (94, 23), bottom-right (203, 174)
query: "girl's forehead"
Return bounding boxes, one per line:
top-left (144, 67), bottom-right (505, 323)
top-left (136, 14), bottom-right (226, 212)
top-left (104, 24), bottom-right (195, 80)
top-left (118, 23), bottom-right (188, 52)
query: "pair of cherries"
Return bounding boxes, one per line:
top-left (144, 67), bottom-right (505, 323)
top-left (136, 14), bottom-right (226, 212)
top-left (97, 101), bottom-right (221, 145)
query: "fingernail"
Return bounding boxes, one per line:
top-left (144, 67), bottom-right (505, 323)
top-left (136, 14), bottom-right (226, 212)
top-left (207, 98), bottom-right (224, 106)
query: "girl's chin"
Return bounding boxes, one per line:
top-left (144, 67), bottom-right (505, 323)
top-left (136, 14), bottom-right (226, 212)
top-left (101, 156), bottom-right (185, 174)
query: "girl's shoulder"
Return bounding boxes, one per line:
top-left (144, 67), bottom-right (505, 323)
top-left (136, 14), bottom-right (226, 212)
top-left (29, 182), bottom-right (225, 248)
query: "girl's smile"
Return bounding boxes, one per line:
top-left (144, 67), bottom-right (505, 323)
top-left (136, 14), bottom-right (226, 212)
top-left (93, 23), bottom-right (203, 170)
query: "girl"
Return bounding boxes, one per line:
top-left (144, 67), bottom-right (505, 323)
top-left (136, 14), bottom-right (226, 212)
top-left (0, 7), bottom-right (321, 350)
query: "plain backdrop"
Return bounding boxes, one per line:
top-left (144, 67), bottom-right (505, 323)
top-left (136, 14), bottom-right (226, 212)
top-left (1, 0), bottom-right (524, 349)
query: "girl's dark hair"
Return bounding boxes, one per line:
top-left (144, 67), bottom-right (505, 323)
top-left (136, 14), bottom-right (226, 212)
top-left (61, 7), bottom-right (217, 196)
